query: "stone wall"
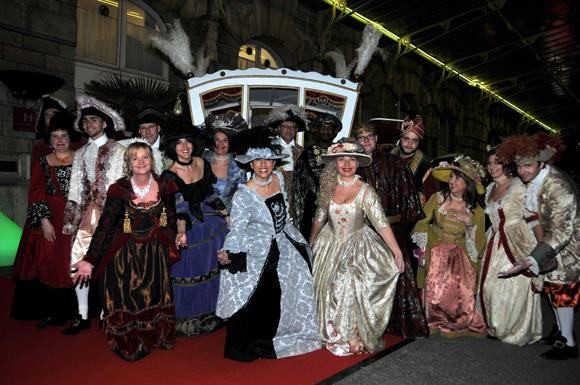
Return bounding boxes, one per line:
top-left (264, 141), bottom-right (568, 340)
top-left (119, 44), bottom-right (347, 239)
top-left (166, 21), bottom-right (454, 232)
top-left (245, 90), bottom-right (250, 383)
top-left (0, 0), bottom-right (78, 225)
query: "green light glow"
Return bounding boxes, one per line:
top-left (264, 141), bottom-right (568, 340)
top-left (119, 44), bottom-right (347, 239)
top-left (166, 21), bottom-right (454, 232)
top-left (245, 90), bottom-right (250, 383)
top-left (0, 211), bottom-right (22, 266)
top-left (321, 0), bottom-right (557, 134)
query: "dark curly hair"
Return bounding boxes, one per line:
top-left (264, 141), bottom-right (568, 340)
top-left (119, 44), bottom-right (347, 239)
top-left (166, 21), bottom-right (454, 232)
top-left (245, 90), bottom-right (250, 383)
top-left (160, 118), bottom-right (205, 161)
top-left (43, 113), bottom-right (80, 145)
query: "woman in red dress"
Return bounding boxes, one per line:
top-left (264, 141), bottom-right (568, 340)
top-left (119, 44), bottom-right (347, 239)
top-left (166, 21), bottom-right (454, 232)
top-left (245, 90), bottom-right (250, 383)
top-left (11, 114), bottom-right (79, 328)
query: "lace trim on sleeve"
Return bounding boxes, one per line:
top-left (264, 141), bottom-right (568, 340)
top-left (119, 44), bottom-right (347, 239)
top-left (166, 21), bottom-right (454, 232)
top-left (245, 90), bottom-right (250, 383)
top-left (466, 224), bottom-right (479, 263)
top-left (525, 256), bottom-right (540, 275)
top-left (411, 232), bottom-right (428, 248)
top-left (27, 201), bottom-right (50, 229)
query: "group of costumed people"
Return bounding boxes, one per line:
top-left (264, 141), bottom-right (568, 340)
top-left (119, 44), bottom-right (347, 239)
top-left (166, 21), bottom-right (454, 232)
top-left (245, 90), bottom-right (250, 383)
top-left (10, 94), bottom-right (579, 362)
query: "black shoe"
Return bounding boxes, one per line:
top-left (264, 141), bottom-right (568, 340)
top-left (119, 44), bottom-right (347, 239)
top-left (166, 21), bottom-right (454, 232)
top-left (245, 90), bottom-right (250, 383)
top-left (62, 316), bottom-right (91, 335)
top-left (36, 317), bottom-right (52, 329)
top-left (540, 336), bottom-right (579, 360)
top-left (538, 323), bottom-right (560, 345)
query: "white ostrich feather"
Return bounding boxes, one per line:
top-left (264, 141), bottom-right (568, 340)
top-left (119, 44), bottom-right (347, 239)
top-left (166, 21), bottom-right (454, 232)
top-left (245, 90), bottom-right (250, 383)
top-left (354, 23), bottom-right (383, 77)
top-left (375, 47), bottom-right (391, 63)
top-left (149, 19), bottom-right (194, 77)
top-left (194, 43), bottom-right (210, 77)
top-left (325, 50), bottom-right (347, 78)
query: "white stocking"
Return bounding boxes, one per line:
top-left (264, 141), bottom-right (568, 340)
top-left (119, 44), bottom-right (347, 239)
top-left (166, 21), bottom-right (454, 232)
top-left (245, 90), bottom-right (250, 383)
top-left (556, 307), bottom-right (575, 346)
top-left (75, 283), bottom-right (90, 320)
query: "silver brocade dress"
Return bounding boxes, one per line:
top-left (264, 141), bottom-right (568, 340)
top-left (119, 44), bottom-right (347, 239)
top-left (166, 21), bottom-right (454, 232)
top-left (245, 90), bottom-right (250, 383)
top-left (312, 183), bottom-right (400, 355)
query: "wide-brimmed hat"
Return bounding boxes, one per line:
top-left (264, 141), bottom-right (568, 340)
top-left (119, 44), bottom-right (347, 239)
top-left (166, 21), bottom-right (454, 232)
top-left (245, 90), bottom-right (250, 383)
top-left (321, 138), bottom-right (372, 167)
top-left (312, 113), bottom-right (342, 131)
top-left (496, 132), bottom-right (565, 165)
top-left (204, 112), bottom-right (248, 139)
top-left (233, 126), bottom-right (288, 164)
top-left (429, 155), bottom-right (485, 194)
top-left (74, 96), bottom-right (125, 133)
top-left (131, 107), bottom-right (167, 132)
top-left (160, 117), bottom-right (205, 157)
top-left (265, 104), bottom-right (309, 132)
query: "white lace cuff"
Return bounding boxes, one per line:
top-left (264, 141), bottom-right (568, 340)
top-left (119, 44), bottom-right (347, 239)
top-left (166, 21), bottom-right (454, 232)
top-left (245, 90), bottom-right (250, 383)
top-left (62, 224), bottom-right (75, 234)
top-left (466, 224), bottom-right (479, 263)
top-left (411, 232), bottom-right (428, 248)
top-left (527, 220), bottom-right (540, 230)
top-left (525, 256), bottom-right (540, 275)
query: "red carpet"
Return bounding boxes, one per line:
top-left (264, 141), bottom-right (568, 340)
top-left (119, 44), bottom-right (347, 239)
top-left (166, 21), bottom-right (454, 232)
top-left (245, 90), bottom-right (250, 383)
top-left (0, 277), bottom-right (406, 385)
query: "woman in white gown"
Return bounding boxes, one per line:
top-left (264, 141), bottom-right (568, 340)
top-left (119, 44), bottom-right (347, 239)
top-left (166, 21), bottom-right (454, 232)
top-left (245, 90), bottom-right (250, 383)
top-left (310, 139), bottom-right (404, 356)
top-left (477, 149), bottom-right (544, 345)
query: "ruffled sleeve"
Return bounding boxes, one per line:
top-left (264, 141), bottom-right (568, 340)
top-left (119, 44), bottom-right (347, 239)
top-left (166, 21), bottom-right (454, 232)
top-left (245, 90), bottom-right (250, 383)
top-left (27, 157), bottom-right (50, 229)
top-left (411, 192), bottom-right (438, 247)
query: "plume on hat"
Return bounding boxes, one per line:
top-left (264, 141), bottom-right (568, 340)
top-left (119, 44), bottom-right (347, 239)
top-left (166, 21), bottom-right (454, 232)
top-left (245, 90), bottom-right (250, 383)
top-left (496, 132), bottom-right (565, 164)
top-left (265, 105), bottom-right (309, 132)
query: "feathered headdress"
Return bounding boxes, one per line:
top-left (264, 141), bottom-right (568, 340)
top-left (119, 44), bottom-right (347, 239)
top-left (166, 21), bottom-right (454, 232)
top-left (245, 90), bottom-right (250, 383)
top-left (496, 132), bottom-right (566, 164)
top-left (231, 127), bottom-right (287, 163)
top-left (265, 105), bottom-right (309, 132)
top-left (75, 95), bottom-right (125, 133)
top-left (204, 112), bottom-right (248, 139)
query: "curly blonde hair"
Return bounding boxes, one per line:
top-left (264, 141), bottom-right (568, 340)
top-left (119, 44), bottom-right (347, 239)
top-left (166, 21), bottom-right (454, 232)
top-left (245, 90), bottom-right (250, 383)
top-left (123, 142), bottom-right (157, 176)
top-left (315, 161), bottom-right (339, 209)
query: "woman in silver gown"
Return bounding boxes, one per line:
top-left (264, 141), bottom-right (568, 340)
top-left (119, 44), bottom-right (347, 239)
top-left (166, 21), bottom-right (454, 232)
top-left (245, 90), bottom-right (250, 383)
top-left (216, 128), bottom-right (320, 362)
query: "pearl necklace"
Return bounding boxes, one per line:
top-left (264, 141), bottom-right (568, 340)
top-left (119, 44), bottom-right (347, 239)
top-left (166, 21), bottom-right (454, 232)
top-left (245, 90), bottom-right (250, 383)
top-left (213, 154), bottom-right (229, 162)
top-left (131, 174), bottom-right (152, 202)
top-left (338, 175), bottom-right (359, 187)
top-left (450, 193), bottom-right (464, 202)
top-left (253, 174), bottom-right (272, 186)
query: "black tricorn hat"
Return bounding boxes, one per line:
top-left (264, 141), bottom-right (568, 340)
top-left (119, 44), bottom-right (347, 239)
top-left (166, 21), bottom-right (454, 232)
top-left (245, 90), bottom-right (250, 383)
top-left (131, 107), bottom-right (167, 132)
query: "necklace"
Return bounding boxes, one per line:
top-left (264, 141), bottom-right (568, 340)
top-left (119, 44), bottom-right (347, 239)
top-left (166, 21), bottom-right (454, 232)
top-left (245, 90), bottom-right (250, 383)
top-left (494, 175), bottom-right (509, 188)
top-left (338, 175), bottom-right (359, 187)
top-left (252, 174), bottom-right (272, 186)
top-left (131, 174), bottom-right (152, 202)
top-left (213, 154), bottom-right (229, 162)
top-left (177, 158), bottom-right (193, 166)
top-left (55, 151), bottom-right (70, 165)
top-left (450, 193), bottom-right (464, 202)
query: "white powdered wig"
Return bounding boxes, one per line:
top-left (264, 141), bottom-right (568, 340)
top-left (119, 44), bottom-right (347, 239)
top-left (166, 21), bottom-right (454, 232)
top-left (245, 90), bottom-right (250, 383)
top-left (354, 23), bottom-right (383, 77)
top-left (149, 19), bottom-right (195, 77)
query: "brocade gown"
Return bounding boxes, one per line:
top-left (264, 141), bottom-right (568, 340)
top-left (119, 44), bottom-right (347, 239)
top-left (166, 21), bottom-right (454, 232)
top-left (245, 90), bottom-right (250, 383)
top-left (11, 156), bottom-right (77, 322)
top-left (216, 171), bottom-right (320, 361)
top-left (478, 178), bottom-right (543, 345)
top-left (162, 160), bottom-right (228, 337)
top-left (412, 192), bottom-right (487, 338)
top-left (83, 174), bottom-right (181, 361)
top-left (312, 183), bottom-right (400, 355)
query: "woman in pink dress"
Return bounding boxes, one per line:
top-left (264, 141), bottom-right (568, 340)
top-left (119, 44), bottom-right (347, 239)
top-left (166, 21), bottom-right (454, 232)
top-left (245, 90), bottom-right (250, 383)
top-left (411, 156), bottom-right (487, 338)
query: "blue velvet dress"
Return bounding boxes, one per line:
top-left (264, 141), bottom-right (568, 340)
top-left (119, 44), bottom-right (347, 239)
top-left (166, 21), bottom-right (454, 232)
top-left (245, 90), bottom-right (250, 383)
top-left (162, 160), bottom-right (228, 337)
